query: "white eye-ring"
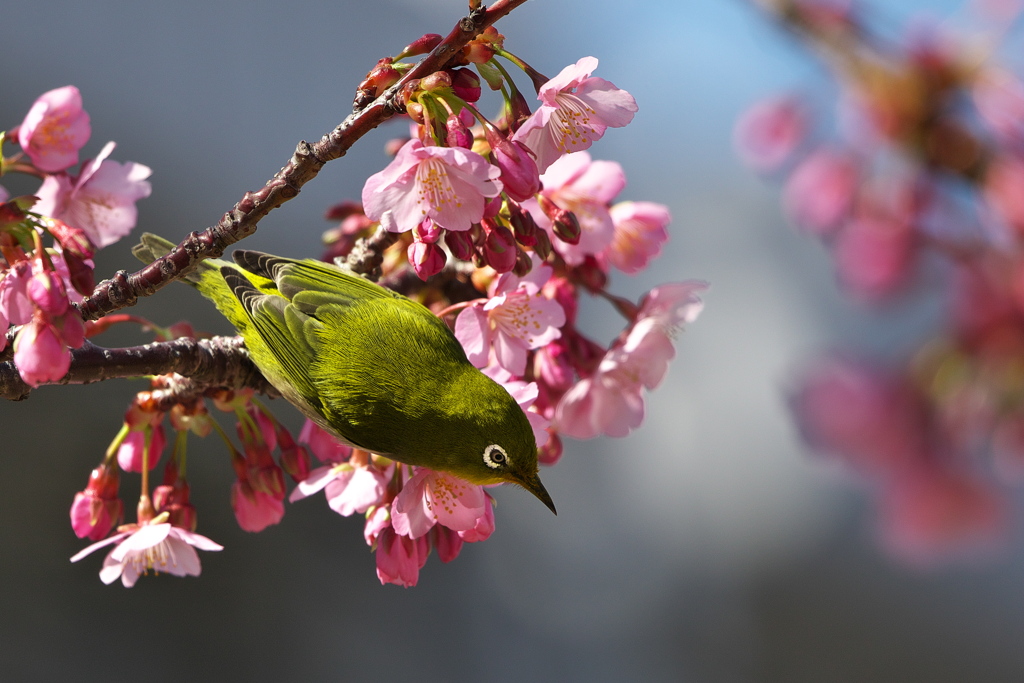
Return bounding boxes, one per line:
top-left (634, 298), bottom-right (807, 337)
top-left (483, 444), bottom-right (509, 469)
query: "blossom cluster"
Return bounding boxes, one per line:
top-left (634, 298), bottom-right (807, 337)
top-left (738, 0), bottom-right (1024, 563)
top-left (0, 86), bottom-right (151, 386)
top-left (16, 29), bottom-right (704, 587)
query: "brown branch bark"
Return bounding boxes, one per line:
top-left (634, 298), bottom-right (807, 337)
top-left (74, 0), bottom-right (529, 323)
top-left (0, 336), bottom-right (275, 401)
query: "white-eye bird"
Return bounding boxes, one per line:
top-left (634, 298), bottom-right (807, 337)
top-left (133, 233), bottom-right (555, 513)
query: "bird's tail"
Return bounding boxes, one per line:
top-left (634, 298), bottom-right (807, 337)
top-left (132, 233), bottom-right (231, 286)
top-left (132, 233), bottom-right (249, 327)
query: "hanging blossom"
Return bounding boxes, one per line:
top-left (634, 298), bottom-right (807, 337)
top-left (391, 467), bottom-right (489, 539)
top-left (70, 515), bottom-right (222, 588)
top-left (33, 141), bottom-right (152, 249)
top-left (290, 454), bottom-right (390, 517)
top-left (528, 151), bottom-right (626, 266)
top-left (455, 256), bottom-right (566, 376)
top-left (556, 281), bottom-right (707, 439)
top-left (14, 85), bottom-right (92, 173)
top-left (512, 56), bottom-right (637, 173)
top-left (361, 138), bottom-right (502, 234)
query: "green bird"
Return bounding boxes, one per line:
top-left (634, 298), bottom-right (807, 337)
top-left (133, 234), bottom-right (555, 513)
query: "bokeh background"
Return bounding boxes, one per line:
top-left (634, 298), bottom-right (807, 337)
top-left (3, 0), bottom-right (1024, 681)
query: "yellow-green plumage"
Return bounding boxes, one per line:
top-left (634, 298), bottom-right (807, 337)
top-left (133, 234), bottom-right (554, 512)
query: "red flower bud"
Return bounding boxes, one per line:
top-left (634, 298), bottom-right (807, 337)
top-left (401, 33), bottom-right (443, 57)
top-left (444, 229), bottom-right (475, 261)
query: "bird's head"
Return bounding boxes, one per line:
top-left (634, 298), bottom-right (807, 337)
top-left (439, 371), bottom-right (556, 514)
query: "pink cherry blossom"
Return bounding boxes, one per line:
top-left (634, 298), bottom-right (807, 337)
top-left (599, 201), bottom-right (670, 274)
top-left (783, 148), bottom-right (858, 235)
top-left (70, 519), bottom-right (222, 587)
top-left (455, 257), bottom-right (565, 375)
top-left (231, 479), bottom-right (284, 532)
top-left (16, 86), bottom-right (91, 173)
top-left (361, 138), bottom-right (502, 234)
top-left (457, 494), bottom-right (495, 543)
top-left (512, 57), bottom-right (637, 173)
top-left (375, 525), bottom-right (429, 587)
top-left (390, 468), bottom-right (487, 539)
top-left (1, 261), bottom-right (34, 326)
top-left (289, 461), bottom-right (388, 517)
top-left (529, 152), bottom-right (626, 266)
top-left (33, 141), bottom-right (152, 249)
top-left (733, 95), bottom-right (807, 172)
top-left (556, 281), bottom-right (706, 439)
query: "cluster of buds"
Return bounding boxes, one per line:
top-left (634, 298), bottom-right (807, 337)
top-left (739, 0), bottom-right (1024, 562)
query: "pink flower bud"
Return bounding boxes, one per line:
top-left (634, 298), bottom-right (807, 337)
top-left (61, 251), bottom-right (96, 297)
top-left (408, 240), bottom-right (447, 280)
top-left (48, 220), bottom-right (95, 259)
top-left (538, 431), bottom-right (563, 466)
top-left (508, 203), bottom-right (539, 246)
top-left (430, 525), bottom-right (464, 563)
top-left (28, 270), bottom-right (69, 316)
top-left (401, 33), bottom-right (443, 57)
top-left (70, 464), bottom-right (123, 540)
top-left (445, 113), bottom-right (473, 148)
top-left (116, 425), bottom-right (165, 473)
top-left (54, 311), bottom-right (86, 348)
top-left (449, 68), bottom-right (482, 103)
top-left (414, 219), bottom-right (443, 244)
top-left (488, 131), bottom-right (540, 201)
top-left (444, 229), bottom-right (475, 261)
top-left (480, 220), bottom-right (517, 273)
top-left (13, 317), bottom-right (70, 387)
top-left (783, 148), bottom-right (858, 234)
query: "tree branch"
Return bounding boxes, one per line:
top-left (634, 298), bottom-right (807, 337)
top-left (0, 336), bottom-right (275, 401)
top-left (74, 0), bottom-right (529, 322)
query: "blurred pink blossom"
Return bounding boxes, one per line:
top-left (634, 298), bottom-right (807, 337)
top-left (973, 69), bottom-right (1024, 145)
top-left (878, 468), bottom-right (1009, 565)
top-left (512, 56), bottom-right (637, 173)
top-left (983, 155), bottom-right (1024, 237)
top-left (733, 95), bottom-right (807, 171)
top-left (792, 357), bottom-right (927, 476)
top-left (783, 148), bottom-right (858, 234)
top-left (298, 419), bottom-right (352, 464)
top-left (833, 213), bottom-right (916, 300)
top-left (15, 86), bottom-right (91, 173)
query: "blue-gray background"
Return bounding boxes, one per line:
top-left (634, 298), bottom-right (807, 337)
top-left (3, 1), bottom-right (1023, 681)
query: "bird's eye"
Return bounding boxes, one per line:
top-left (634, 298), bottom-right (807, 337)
top-left (483, 444), bottom-right (509, 469)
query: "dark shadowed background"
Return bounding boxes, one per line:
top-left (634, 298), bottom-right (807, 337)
top-left (4, 1), bottom-right (1024, 681)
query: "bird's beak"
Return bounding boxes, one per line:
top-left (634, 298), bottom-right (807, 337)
top-left (520, 472), bottom-right (557, 515)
